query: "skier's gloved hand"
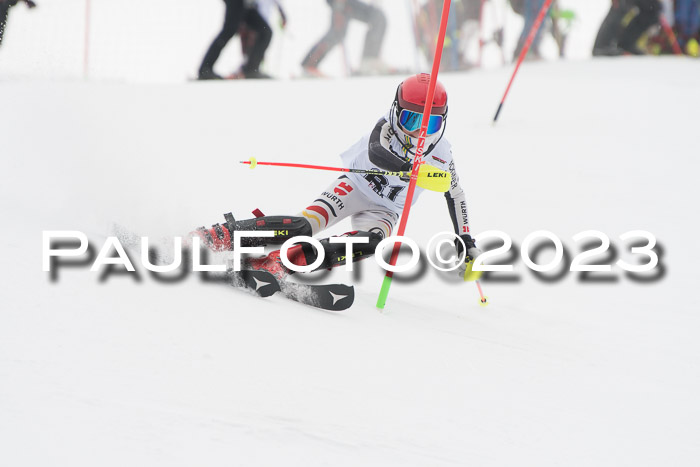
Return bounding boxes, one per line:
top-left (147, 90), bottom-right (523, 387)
top-left (455, 234), bottom-right (483, 278)
top-left (399, 161), bottom-right (412, 182)
top-left (455, 233), bottom-right (477, 256)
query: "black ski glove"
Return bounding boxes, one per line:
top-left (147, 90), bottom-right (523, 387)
top-left (455, 233), bottom-right (483, 278)
top-left (456, 234), bottom-right (482, 261)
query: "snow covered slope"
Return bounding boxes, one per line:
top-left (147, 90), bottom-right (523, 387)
top-left (2, 58), bottom-right (700, 466)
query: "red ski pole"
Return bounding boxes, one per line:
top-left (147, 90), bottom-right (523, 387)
top-left (376, 0), bottom-right (452, 310)
top-left (493, 0), bottom-right (554, 123)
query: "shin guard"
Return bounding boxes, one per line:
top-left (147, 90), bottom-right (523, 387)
top-left (196, 212), bottom-right (313, 251)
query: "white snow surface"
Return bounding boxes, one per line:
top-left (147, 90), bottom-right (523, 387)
top-left (2, 56), bottom-right (700, 467)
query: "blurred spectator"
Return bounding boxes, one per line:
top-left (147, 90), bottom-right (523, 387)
top-left (235, 0), bottom-right (287, 79)
top-left (645, 0), bottom-right (699, 55)
top-left (415, 0), bottom-right (483, 71)
top-left (0, 0), bottom-right (36, 47)
top-left (198, 0), bottom-right (245, 80)
top-left (510, 0), bottom-right (551, 61)
top-left (593, 0), bottom-right (662, 56)
top-left (301, 0), bottom-right (388, 77)
top-left (674, 0), bottom-right (700, 51)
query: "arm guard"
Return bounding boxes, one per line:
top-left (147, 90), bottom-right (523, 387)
top-left (367, 117), bottom-right (412, 172)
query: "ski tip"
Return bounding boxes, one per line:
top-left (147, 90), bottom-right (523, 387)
top-left (329, 286), bottom-right (355, 311)
top-left (236, 270), bottom-right (281, 297)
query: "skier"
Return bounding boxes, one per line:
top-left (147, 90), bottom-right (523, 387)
top-left (195, 74), bottom-right (482, 281)
top-left (300, 0), bottom-right (389, 77)
top-left (593, 0), bottom-right (662, 56)
top-left (0, 0), bottom-right (36, 47)
top-left (198, 0), bottom-right (245, 80)
top-left (235, 0), bottom-right (287, 79)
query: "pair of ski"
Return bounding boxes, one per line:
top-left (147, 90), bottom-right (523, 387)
top-left (230, 269), bottom-right (354, 312)
top-left (110, 223), bottom-right (354, 311)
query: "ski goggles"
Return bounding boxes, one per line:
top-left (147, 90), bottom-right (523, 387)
top-left (399, 108), bottom-right (444, 135)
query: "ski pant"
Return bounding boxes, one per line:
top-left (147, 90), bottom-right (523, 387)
top-left (292, 176), bottom-right (398, 268)
top-left (301, 0), bottom-right (386, 69)
top-left (240, 7), bottom-right (273, 75)
top-left (675, 0), bottom-right (700, 37)
top-left (199, 0), bottom-right (245, 74)
top-left (511, 0), bottom-right (550, 60)
top-left (594, 0), bottom-right (661, 51)
top-left (299, 175), bottom-right (399, 239)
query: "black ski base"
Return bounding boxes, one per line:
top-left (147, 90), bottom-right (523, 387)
top-left (229, 269), bottom-right (354, 311)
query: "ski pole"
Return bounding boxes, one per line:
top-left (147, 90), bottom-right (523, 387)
top-left (462, 258), bottom-right (489, 306)
top-left (493, 0), bottom-right (553, 123)
top-left (240, 157), bottom-right (452, 192)
top-left (475, 280), bottom-right (488, 306)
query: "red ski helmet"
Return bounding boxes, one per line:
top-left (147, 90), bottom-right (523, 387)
top-left (395, 73), bottom-right (448, 116)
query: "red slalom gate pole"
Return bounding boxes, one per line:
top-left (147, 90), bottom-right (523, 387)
top-left (493, 0), bottom-right (553, 123)
top-left (376, 0), bottom-right (452, 310)
top-left (659, 15), bottom-right (683, 56)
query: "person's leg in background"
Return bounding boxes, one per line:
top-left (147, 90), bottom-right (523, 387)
top-left (594, 0), bottom-right (631, 55)
top-left (513, 0), bottom-right (549, 61)
top-left (240, 7), bottom-right (273, 78)
top-left (199, 0), bottom-right (245, 80)
top-left (344, 0), bottom-right (388, 73)
top-left (618, 0), bottom-right (661, 54)
top-left (301, 0), bottom-right (350, 75)
top-left (1, 2), bottom-right (12, 47)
